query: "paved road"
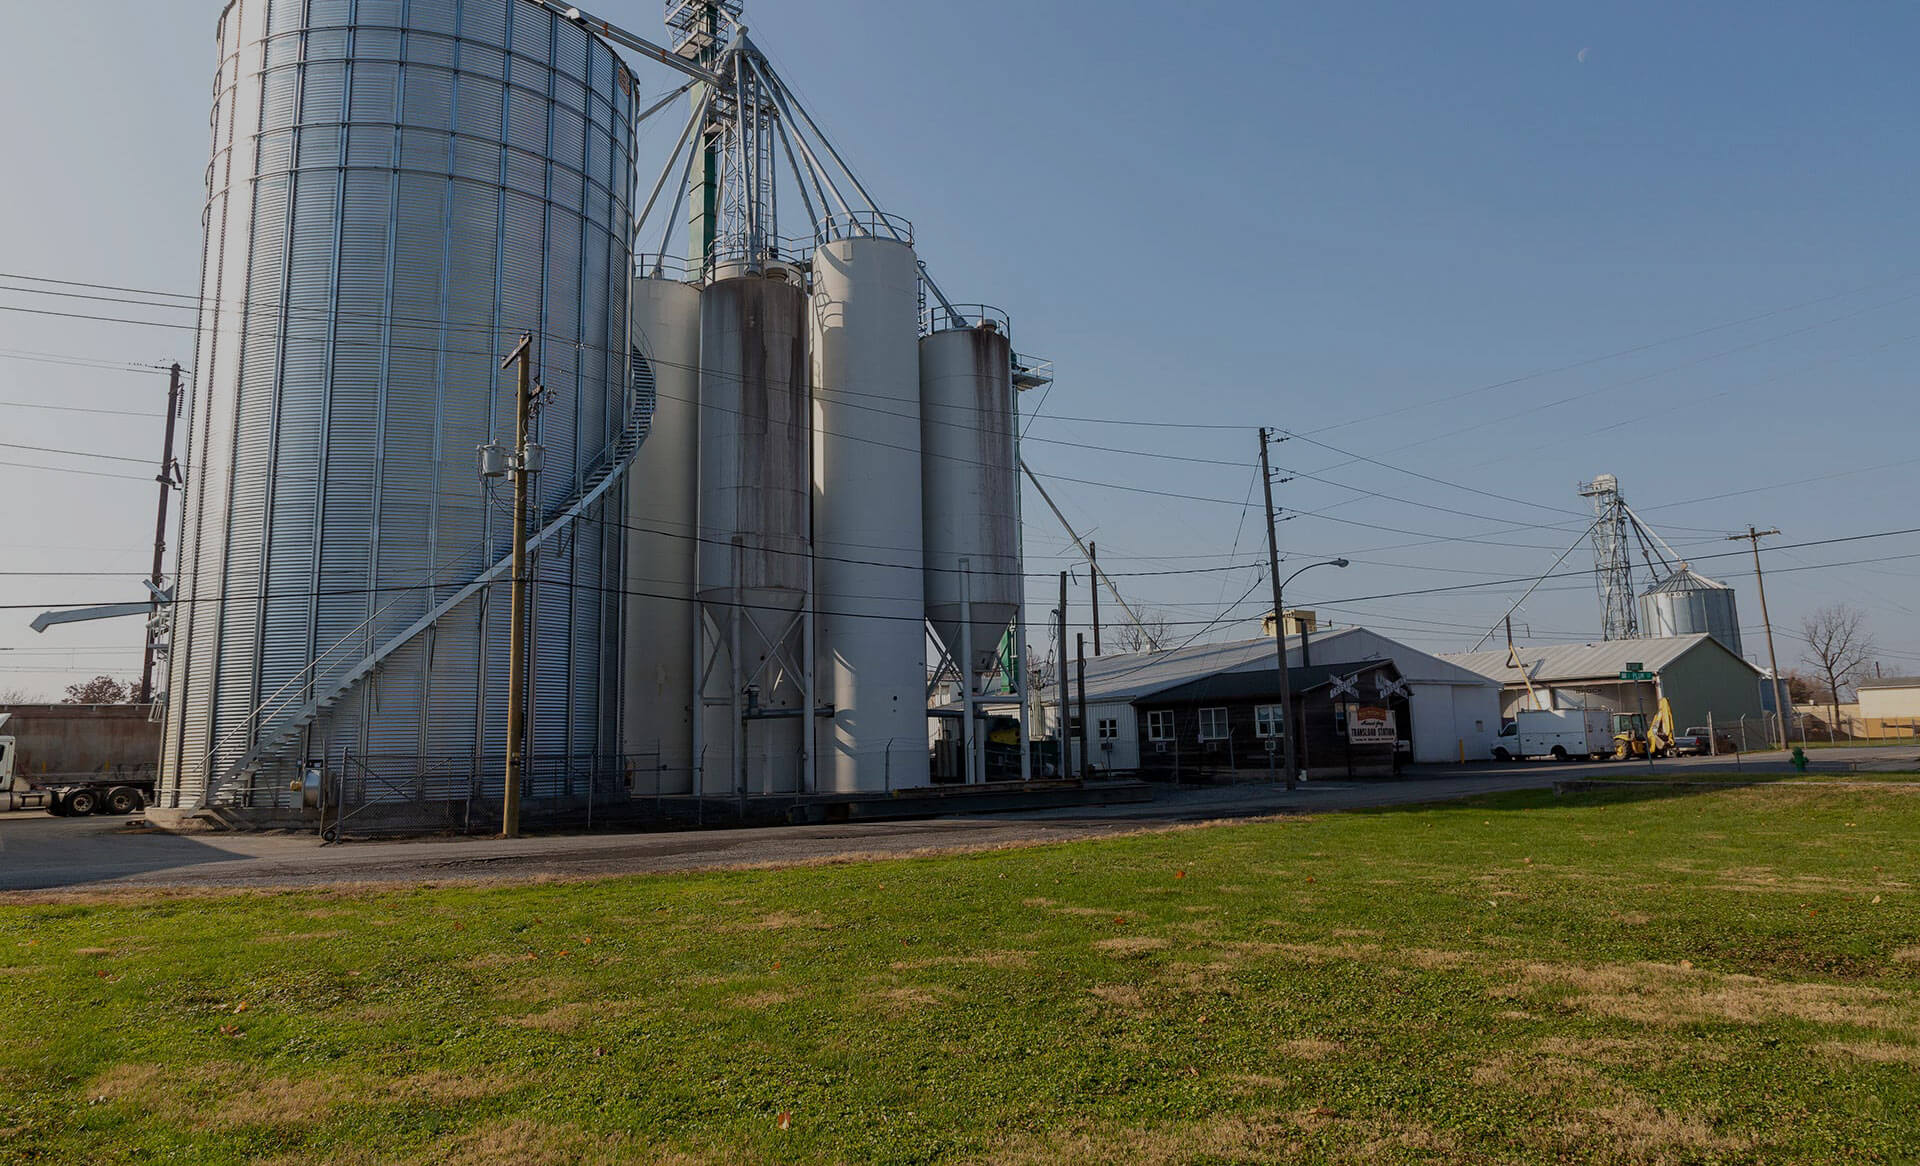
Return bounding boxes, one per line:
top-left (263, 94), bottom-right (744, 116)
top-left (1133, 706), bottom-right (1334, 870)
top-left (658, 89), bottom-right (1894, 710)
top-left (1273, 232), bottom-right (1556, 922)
top-left (1, 749), bottom-right (1910, 894)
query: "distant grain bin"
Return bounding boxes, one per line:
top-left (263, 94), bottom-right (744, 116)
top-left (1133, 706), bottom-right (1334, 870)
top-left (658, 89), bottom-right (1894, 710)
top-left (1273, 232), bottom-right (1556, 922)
top-left (1639, 567), bottom-right (1742, 657)
top-left (160, 0), bottom-right (635, 813)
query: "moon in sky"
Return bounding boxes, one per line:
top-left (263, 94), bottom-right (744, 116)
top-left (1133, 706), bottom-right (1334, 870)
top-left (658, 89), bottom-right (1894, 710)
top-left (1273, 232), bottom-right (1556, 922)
top-left (1577, 47), bottom-right (1590, 64)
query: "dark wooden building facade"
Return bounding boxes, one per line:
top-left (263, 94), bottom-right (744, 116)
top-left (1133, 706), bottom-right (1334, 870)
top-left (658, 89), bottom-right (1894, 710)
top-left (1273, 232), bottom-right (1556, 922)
top-left (1131, 661), bottom-right (1409, 781)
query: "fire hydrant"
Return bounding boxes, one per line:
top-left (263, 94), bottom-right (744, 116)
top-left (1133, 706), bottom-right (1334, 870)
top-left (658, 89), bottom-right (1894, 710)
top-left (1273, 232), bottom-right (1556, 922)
top-left (1790, 746), bottom-right (1809, 773)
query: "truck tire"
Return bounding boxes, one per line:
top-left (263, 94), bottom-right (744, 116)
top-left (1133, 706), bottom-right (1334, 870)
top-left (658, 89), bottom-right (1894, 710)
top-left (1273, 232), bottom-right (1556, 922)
top-left (105, 786), bottom-right (144, 815)
top-left (64, 789), bottom-right (101, 816)
top-left (1491, 747), bottom-right (1511, 762)
top-left (1550, 746), bottom-right (1569, 762)
top-left (46, 793), bottom-right (69, 817)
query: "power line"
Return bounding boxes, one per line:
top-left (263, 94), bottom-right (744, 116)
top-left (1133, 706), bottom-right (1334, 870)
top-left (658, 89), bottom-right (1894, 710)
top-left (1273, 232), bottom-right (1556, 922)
top-left (1298, 270), bottom-right (1920, 438)
top-left (0, 441), bottom-right (150, 466)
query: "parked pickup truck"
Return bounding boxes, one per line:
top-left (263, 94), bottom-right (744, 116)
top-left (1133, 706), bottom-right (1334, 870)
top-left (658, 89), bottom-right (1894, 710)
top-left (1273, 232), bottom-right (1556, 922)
top-left (1490, 709), bottom-right (1616, 762)
top-left (1673, 726), bottom-right (1738, 756)
top-left (0, 705), bottom-right (160, 815)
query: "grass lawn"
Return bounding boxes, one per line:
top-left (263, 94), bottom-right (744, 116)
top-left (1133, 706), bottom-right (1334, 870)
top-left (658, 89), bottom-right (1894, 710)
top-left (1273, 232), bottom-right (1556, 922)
top-left (3, 783), bottom-right (1917, 1165)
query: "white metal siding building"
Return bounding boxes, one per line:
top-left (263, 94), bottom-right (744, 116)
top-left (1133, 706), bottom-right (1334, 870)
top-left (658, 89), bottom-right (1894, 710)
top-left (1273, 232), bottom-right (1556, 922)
top-left (1039, 627), bottom-right (1502, 770)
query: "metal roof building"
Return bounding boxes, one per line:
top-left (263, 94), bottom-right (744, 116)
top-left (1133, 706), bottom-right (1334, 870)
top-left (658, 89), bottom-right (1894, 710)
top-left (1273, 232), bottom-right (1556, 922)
top-left (1038, 626), bottom-right (1502, 767)
top-left (1441, 635), bottom-right (1764, 735)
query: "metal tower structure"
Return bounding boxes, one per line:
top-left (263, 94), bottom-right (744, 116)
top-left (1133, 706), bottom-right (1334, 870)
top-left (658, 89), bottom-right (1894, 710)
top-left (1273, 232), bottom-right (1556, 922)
top-left (1579, 474), bottom-right (1638, 641)
top-left (665, 1), bottom-right (739, 267)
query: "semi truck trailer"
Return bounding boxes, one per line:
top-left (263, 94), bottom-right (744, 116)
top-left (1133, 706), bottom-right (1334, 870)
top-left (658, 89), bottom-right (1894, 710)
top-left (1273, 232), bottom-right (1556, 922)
top-left (0, 705), bottom-right (160, 815)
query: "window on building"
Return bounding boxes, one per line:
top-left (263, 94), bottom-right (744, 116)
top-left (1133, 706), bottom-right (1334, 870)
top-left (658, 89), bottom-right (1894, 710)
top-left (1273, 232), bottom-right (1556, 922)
top-left (1146, 710), bottom-right (1174, 741)
top-left (1097, 717), bottom-right (1118, 741)
top-left (1254, 704), bottom-right (1283, 738)
top-left (1198, 707), bottom-right (1230, 741)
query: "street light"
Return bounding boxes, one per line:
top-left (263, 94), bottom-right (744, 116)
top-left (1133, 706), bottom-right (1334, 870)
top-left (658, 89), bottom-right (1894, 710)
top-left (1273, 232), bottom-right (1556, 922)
top-left (1270, 558), bottom-right (1349, 789)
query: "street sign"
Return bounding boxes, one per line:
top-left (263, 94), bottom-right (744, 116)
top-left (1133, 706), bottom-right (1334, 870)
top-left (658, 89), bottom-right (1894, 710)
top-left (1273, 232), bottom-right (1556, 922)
top-left (1618, 670), bottom-right (1655, 681)
top-left (1624, 661), bottom-right (1643, 672)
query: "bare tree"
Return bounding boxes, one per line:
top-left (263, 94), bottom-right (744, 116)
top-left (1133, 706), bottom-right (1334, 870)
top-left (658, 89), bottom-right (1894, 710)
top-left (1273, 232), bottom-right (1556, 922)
top-left (1800, 605), bottom-right (1876, 741)
top-left (64, 675), bottom-right (132, 705)
top-left (1108, 609), bottom-right (1173, 654)
top-left (0, 687), bottom-right (44, 705)
top-left (1780, 668), bottom-right (1830, 705)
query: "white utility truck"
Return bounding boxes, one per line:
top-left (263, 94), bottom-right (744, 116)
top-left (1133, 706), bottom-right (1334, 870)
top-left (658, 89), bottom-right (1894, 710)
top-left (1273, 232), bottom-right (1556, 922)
top-left (1490, 708), bottom-right (1615, 762)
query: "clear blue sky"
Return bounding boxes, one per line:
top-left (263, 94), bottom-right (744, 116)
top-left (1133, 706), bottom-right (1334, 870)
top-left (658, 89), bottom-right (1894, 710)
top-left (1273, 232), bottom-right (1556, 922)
top-left (3, 0), bottom-right (1918, 698)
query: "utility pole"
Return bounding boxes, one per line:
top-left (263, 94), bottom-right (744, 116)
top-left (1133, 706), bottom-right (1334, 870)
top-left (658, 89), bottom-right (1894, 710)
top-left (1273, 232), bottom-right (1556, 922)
top-left (139, 363), bottom-right (184, 705)
top-left (500, 335), bottom-right (536, 838)
top-left (1089, 541), bottom-right (1101, 656)
top-left (1056, 571), bottom-right (1068, 776)
top-left (1729, 526), bottom-right (1788, 751)
top-left (1076, 633), bottom-right (1090, 779)
top-left (1259, 428), bottom-right (1296, 788)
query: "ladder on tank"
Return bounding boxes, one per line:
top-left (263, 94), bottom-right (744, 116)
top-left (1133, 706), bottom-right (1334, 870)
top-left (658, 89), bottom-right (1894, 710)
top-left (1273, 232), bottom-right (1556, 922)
top-left (201, 401), bottom-right (654, 804)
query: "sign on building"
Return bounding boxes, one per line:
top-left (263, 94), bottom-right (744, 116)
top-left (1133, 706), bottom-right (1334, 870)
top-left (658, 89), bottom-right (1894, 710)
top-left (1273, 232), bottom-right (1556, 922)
top-left (1347, 703), bottom-right (1396, 744)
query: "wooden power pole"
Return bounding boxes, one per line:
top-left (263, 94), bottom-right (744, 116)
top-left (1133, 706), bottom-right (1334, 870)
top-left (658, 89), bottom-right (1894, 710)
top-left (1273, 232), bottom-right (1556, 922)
top-left (1259, 428), bottom-right (1296, 788)
top-left (500, 335), bottom-right (536, 837)
top-left (1089, 541), bottom-right (1101, 655)
top-left (139, 362), bottom-right (184, 705)
top-left (1729, 526), bottom-right (1789, 751)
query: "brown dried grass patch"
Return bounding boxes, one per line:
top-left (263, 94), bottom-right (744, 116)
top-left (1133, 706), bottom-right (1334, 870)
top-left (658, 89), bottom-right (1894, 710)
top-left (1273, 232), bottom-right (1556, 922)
top-left (250, 930), bottom-right (345, 944)
top-left (973, 1109), bottom-right (1457, 1166)
top-left (88, 1062), bottom-right (353, 1129)
top-left (1894, 946), bottom-right (1920, 964)
top-left (389, 1068), bottom-right (520, 1103)
top-left (1089, 983), bottom-right (1147, 1012)
top-left (1093, 935), bottom-right (1170, 957)
top-left (877, 984), bottom-right (958, 1012)
top-left (506, 1001), bottom-right (614, 1032)
top-left (737, 910), bottom-right (833, 931)
top-left (1820, 1039), bottom-right (1920, 1064)
top-left (496, 974), bottom-right (587, 1004)
top-left (1506, 960), bottom-right (1918, 1034)
top-left (1553, 1096), bottom-right (1753, 1161)
top-left (890, 950), bottom-right (1032, 971)
top-left (439, 1118), bottom-right (713, 1166)
top-left (731, 988), bottom-right (797, 1011)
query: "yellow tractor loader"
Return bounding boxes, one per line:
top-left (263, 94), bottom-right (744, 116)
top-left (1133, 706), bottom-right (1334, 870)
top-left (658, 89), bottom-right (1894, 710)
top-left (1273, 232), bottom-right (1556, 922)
top-left (1613, 698), bottom-right (1677, 760)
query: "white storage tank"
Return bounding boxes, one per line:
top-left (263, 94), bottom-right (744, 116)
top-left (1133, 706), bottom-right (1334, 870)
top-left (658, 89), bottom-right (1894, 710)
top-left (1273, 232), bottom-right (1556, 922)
top-left (811, 225), bottom-right (928, 793)
top-left (920, 312), bottom-right (1019, 678)
top-left (622, 274), bottom-right (702, 795)
top-left (1639, 567), bottom-right (1743, 657)
top-left (697, 269), bottom-right (812, 793)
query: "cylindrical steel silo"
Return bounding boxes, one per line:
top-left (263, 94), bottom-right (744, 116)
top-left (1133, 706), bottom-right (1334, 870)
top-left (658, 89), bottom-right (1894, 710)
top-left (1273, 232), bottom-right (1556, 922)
top-left (920, 317), bottom-right (1019, 678)
top-left (696, 268), bottom-right (811, 794)
top-left (161, 0), bottom-right (634, 813)
top-left (1639, 567), bottom-right (1743, 657)
top-left (622, 275), bottom-right (702, 795)
top-left (811, 230), bottom-right (929, 793)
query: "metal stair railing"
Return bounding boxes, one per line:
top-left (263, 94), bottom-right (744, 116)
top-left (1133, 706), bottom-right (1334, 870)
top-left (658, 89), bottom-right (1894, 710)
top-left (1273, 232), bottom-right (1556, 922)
top-left (201, 415), bottom-right (646, 804)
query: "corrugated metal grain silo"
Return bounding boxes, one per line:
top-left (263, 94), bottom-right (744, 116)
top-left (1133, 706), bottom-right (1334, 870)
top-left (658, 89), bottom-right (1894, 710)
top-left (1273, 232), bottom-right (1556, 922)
top-left (160, 0), bottom-right (634, 812)
top-left (1639, 567), bottom-right (1743, 657)
top-left (811, 227), bottom-right (929, 793)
